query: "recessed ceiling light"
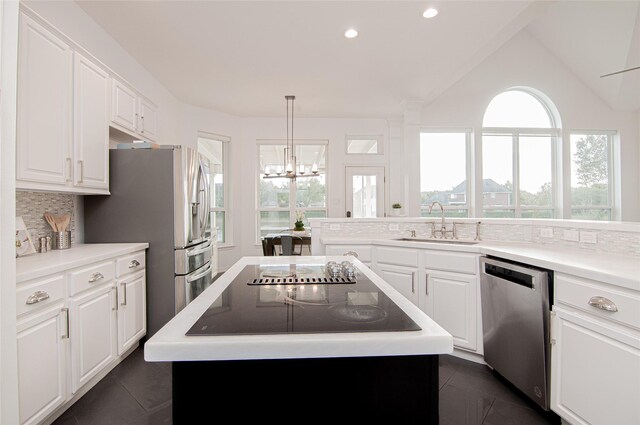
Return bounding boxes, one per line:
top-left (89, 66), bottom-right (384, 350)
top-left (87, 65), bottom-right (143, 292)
top-left (423, 8), bottom-right (438, 18)
top-left (344, 29), bottom-right (358, 39)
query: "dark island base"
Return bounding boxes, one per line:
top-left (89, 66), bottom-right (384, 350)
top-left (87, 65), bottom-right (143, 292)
top-left (173, 354), bottom-right (439, 424)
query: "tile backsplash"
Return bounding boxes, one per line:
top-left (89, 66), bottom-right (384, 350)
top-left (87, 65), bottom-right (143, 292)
top-left (313, 218), bottom-right (640, 257)
top-left (16, 191), bottom-right (78, 244)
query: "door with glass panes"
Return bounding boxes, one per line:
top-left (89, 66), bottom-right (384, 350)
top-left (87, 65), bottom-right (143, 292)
top-left (345, 166), bottom-right (385, 218)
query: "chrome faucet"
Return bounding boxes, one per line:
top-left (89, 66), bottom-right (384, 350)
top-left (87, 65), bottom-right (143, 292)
top-left (427, 201), bottom-right (452, 239)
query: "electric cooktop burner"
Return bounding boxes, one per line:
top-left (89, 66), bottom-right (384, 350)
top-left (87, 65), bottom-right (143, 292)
top-left (186, 264), bottom-right (421, 336)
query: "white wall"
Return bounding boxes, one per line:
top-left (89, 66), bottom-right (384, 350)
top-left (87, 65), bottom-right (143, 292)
top-left (406, 30), bottom-right (640, 221)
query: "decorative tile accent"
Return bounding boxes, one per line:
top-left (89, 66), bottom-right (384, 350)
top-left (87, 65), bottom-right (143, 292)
top-left (16, 191), bottom-right (78, 244)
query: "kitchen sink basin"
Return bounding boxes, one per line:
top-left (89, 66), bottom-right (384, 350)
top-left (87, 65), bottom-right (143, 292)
top-left (394, 238), bottom-right (478, 245)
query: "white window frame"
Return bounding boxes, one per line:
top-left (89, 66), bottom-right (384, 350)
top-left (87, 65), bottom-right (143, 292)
top-left (567, 130), bottom-right (616, 221)
top-left (419, 129), bottom-right (472, 217)
top-left (481, 127), bottom-right (559, 218)
top-left (198, 132), bottom-right (231, 247)
top-left (256, 139), bottom-right (328, 243)
top-left (345, 134), bottom-right (384, 155)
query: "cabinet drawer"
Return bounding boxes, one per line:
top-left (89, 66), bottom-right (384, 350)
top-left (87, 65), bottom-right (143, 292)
top-left (424, 251), bottom-right (478, 274)
top-left (325, 245), bottom-right (372, 262)
top-left (555, 273), bottom-right (640, 330)
top-left (116, 251), bottom-right (146, 277)
top-left (376, 247), bottom-right (418, 267)
top-left (68, 260), bottom-right (115, 296)
top-left (16, 274), bottom-right (65, 316)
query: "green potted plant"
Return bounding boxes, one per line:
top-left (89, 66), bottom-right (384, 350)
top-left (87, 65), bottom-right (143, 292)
top-left (391, 203), bottom-right (403, 216)
top-left (294, 210), bottom-right (306, 231)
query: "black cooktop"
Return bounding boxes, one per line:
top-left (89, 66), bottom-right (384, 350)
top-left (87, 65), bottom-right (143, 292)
top-left (186, 264), bottom-right (421, 336)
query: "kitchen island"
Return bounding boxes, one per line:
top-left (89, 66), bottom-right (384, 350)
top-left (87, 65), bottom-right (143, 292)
top-left (144, 256), bottom-right (453, 423)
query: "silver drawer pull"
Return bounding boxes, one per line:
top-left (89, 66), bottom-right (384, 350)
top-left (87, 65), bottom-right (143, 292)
top-left (88, 272), bottom-right (105, 283)
top-left (26, 290), bottom-right (50, 305)
top-left (344, 251), bottom-right (358, 258)
top-left (588, 296), bottom-right (618, 312)
top-left (128, 259), bottom-right (141, 268)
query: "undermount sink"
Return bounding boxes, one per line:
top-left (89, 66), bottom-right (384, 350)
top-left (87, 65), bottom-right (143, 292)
top-left (394, 238), bottom-right (479, 245)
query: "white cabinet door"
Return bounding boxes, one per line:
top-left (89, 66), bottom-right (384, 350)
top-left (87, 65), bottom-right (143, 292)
top-left (424, 270), bottom-right (477, 351)
top-left (138, 96), bottom-right (158, 141)
top-left (69, 283), bottom-right (117, 393)
top-left (111, 79), bottom-right (138, 133)
top-left (551, 307), bottom-right (640, 425)
top-left (17, 303), bottom-right (67, 425)
top-left (376, 263), bottom-right (419, 306)
top-left (73, 52), bottom-right (109, 191)
top-left (325, 244), bottom-right (373, 266)
top-left (117, 273), bottom-right (146, 355)
top-left (16, 12), bottom-right (72, 187)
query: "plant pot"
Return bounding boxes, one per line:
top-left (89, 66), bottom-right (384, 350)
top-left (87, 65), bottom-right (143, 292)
top-left (391, 208), bottom-right (402, 216)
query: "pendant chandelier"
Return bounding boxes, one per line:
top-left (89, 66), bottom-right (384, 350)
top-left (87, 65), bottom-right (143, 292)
top-left (262, 95), bottom-right (319, 180)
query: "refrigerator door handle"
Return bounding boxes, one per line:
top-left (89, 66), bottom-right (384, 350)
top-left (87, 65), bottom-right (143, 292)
top-left (197, 157), bottom-right (210, 239)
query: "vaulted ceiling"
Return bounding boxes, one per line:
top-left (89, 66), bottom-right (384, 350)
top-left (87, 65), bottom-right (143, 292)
top-left (75, 0), bottom-right (640, 117)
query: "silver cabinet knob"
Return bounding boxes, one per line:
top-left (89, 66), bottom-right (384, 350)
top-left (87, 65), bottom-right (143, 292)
top-left (588, 296), bottom-right (618, 312)
top-left (26, 290), bottom-right (50, 305)
top-left (128, 259), bottom-right (141, 268)
top-left (88, 272), bottom-right (105, 283)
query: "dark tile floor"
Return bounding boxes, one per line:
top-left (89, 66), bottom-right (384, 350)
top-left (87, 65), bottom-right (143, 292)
top-left (53, 346), bottom-right (561, 425)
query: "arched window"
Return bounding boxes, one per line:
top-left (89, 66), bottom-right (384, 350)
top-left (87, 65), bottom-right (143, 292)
top-left (482, 88), bottom-right (559, 218)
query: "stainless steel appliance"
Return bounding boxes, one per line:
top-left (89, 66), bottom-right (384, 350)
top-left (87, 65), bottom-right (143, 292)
top-left (84, 145), bottom-right (215, 338)
top-left (480, 256), bottom-right (553, 410)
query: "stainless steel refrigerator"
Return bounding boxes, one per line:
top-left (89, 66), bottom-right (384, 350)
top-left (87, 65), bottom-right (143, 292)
top-left (84, 145), bottom-right (216, 338)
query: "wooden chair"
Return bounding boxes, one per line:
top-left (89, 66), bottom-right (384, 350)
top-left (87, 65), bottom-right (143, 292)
top-left (261, 238), bottom-right (275, 256)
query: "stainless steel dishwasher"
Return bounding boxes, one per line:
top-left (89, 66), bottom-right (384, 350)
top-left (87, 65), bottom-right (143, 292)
top-left (480, 256), bottom-right (553, 411)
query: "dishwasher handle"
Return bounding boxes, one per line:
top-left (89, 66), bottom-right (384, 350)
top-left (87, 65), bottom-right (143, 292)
top-left (481, 257), bottom-right (543, 289)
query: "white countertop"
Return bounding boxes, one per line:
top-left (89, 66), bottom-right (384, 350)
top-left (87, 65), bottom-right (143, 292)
top-left (320, 237), bottom-right (640, 291)
top-left (16, 243), bottom-right (149, 283)
top-left (144, 255), bottom-right (454, 362)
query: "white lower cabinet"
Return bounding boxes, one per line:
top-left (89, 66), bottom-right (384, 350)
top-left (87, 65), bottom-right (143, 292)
top-left (423, 270), bottom-right (477, 351)
top-left (551, 307), bottom-right (640, 425)
top-left (376, 263), bottom-right (419, 305)
top-left (374, 246), bottom-right (420, 306)
top-left (16, 247), bottom-right (147, 425)
top-left (325, 244), bottom-right (373, 267)
top-left (17, 303), bottom-right (67, 425)
top-left (550, 272), bottom-right (640, 425)
top-left (69, 282), bottom-right (118, 393)
top-left (117, 272), bottom-right (146, 355)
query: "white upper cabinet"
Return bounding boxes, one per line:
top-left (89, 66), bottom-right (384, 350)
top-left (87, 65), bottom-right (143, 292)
top-left (73, 52), bottom-right (110, 191)
top-left (111, 79), bottom-right (137, 132)
top-left (16, 10), bottom-right (109, 194)
top-left (111, 78), bottom-right (158, 142)
top-left (16, 12), bottom-right (73, 187)
top-left (16, 5), bottom-right (160, 194)
top-left (138, 96), bottom-right (158, 141)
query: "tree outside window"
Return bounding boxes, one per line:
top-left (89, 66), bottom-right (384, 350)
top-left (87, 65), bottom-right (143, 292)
top-left (570, 133), bottom-right (612, 220)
